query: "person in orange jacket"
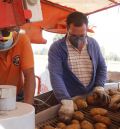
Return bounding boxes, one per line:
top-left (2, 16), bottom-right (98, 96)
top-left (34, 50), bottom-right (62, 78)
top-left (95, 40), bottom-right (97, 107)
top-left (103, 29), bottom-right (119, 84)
top-left (0, 28), bottom-right (35, 104)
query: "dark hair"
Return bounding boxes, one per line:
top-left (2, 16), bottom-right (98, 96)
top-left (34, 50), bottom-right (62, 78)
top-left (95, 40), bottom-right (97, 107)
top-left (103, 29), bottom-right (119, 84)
top-left (66, 12), bottom-right (88, 28)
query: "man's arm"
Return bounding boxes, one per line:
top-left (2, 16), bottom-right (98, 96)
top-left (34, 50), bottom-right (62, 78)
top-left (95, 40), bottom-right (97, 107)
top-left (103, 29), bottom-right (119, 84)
top-left (92, 40), bottom-right (110, 105)
top-left (23, 67), bottom-right (35, 104)
top-left (20, 34), bottom-right (35, 104)
top-left (48, 42), bottom-right (71, 101)
top-left (94, 41), bottom-right (107, 87)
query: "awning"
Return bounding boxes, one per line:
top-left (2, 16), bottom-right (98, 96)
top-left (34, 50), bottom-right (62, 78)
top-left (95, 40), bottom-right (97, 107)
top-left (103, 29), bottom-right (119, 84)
top-left (22, 0), bottom-right (120, 43)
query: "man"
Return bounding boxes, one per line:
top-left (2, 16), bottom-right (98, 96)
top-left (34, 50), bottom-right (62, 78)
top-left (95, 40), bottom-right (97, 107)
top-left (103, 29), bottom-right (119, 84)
top-left (48, 12), bottom-right (109, 121)
top-left (0, 29), bottom-right (35, 104)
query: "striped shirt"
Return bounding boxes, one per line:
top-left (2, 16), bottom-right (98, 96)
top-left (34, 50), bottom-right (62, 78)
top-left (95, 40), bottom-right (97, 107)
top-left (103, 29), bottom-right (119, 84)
top-left (66, 40), bottom-right (93, 86)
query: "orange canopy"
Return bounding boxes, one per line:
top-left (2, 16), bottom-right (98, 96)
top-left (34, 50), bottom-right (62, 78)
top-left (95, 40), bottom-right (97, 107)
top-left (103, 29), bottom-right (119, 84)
top-left (22, 0), bottom-right (120, 44)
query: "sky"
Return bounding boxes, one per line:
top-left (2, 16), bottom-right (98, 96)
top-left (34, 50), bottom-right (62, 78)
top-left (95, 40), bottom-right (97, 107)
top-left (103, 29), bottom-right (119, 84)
top-left (88, 6), bottom-right (120, 55)
top-left (32, 31), bottom-right (56, 53)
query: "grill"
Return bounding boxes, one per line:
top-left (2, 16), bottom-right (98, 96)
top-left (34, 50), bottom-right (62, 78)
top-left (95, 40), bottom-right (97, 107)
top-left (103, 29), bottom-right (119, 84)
top-left (35, 91), bottom-right (120, 129)
top-left (35, 105), bottom-right (120, 129)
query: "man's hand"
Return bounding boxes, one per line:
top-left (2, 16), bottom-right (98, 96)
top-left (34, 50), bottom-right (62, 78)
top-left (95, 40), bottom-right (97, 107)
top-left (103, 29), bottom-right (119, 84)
top-left (93, 87), bottom-right (111, 105)
top-left (109, 94), bottom-right (120, 110)
top-left (58, 100), bottom-right (74, 124)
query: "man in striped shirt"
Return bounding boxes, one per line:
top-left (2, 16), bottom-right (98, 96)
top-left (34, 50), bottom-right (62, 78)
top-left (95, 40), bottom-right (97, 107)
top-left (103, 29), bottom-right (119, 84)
top-left (48, 12), bottom-right (109, 122)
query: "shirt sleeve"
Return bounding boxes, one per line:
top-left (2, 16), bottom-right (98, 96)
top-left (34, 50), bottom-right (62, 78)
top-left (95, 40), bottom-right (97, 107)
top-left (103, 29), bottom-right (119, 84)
top-left (48, 42), bottom-right (71, 101)
top-left (94, 40), bottom-right (107, 87)
top-left (20, 34), bottom-right (34, 70)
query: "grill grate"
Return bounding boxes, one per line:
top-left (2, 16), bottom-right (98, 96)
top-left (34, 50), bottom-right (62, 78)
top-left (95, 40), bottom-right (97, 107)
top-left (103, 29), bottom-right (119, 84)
top-left (37, 117), bottom-right (59, 129)
top-left (81, 106), bottom-right (120, 129)
top-left (35, 92), bottom-right (120, 129)
top-left (34, 99), bottom-right (50, 114)
top-left (34, 91), bottom-right (58, 114)
top-left (36, 106), bottom-right (120, 129)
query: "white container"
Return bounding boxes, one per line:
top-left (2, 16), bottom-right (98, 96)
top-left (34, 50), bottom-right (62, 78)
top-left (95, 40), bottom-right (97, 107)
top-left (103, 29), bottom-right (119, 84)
top-left (0, 102), bottom-right (35, 129)
top-left (0, 85), bottom-right (16, 110)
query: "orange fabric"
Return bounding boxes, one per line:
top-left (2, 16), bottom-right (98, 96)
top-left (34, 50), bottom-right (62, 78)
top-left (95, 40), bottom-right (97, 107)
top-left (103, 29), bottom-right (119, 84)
top-left (22, 0), bottom-right (75, 43)
top-left (22, 0), bottom-right (94, 44)
top-left (22, 23), bottom-right (47, 44)
top-left (0, 33), bottom-right (34, 93)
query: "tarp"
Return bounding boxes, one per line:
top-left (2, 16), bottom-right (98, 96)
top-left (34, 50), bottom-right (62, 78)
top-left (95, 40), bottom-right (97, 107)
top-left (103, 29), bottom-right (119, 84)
top-left (48, 0), bottom-right (120, 15)
top-left (22, 0), bottom-right (120, 43)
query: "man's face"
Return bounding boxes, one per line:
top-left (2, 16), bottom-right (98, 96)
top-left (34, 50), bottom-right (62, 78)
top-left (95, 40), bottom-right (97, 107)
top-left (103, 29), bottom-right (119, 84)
top-left (68, 23), bottom-right (87, 37)
top-left (67, 23), bottom-right (87, 48)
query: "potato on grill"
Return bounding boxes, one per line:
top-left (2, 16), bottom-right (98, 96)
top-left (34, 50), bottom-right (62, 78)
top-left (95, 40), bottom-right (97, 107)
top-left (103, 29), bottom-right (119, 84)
top-left (73, 111), bottom-right (84, 121)
top-left (94, 123), bottom-right (108, 129)
top-left (65, 124), bottom-right (81, 129)
top-left (75, 98), bottom-right (88, 109)
top-left (57, 122), bottom-right (66, 129)
top-left (93, 115), bottom-right (111, 126)
top-left (43, 125), bottom-right (55, 129)
top-left (71, 119), bottom-right (80, 124)
top-left (80, 120), bottom-right (94, 129)
top-left (86, 95), bottom-right (96, 105)
top-left (90, 108), bottom-right (108, 116)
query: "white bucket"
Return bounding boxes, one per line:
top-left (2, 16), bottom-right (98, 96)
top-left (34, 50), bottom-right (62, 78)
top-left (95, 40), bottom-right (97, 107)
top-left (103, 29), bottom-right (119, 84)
top-left (0, 85), bottom-right (16, 110)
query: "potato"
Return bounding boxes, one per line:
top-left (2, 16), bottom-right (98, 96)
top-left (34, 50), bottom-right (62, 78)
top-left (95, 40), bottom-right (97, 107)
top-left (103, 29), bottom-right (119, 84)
top-left (90, 108), bottom-right (108, 116)
top-left (75, 99), bottom-right (88, 109)
top-left (81, 120), bottom-right (94, 129)
top-left (57, 122), bottom-right (66, 129)
top-left (73, 96), bottom-right (82, 103)
top-left (43, 125), bottom-right (55, 129)
top-left (71, 119), bottom-right (80, 124)
top-left (73, 111), bottom-right (84, 121)
top-left (94, 123), bottom-right (107, 129)
top-left (86, 95), bottom-right (96, 105)
top-left (93, 115), bottom-right (111, 126)
top-left (65, 124), bottom-right (81, 129)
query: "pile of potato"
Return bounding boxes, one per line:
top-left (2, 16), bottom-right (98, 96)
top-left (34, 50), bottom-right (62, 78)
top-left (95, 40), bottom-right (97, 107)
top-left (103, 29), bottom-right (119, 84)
top-left (90, 108), bottom-right (111, 129)
top-left (86, 89), bottom-right (120, 111)
top-left (43, 108), bottom-right (110, 129)
top-left (43, 88), bottom-right (120, 129)
top-left (43, 97), bottom-right (112, 129)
